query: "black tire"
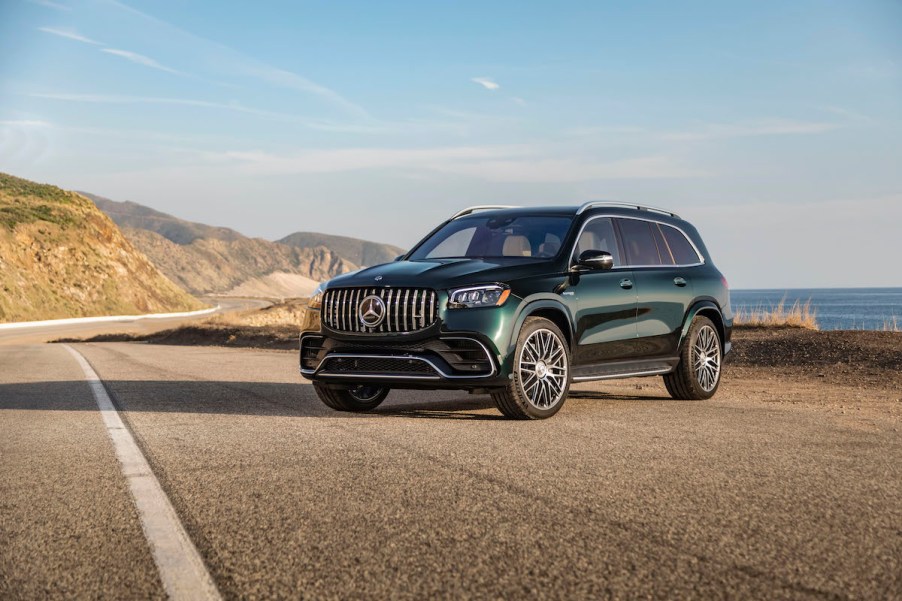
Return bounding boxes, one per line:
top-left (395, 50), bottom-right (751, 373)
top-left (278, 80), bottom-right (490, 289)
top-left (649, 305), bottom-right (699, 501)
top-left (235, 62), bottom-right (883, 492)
top-left (313, 383), bottom-right (389, 412)
top-left (664, 316), bottom-right (722, 400)
top-left (491, 317), bottom-right (571, 420)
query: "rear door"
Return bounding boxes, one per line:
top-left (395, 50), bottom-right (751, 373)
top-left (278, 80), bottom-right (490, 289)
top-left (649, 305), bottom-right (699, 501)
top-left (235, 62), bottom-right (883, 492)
top-left (616, 218), bottom-right (698, 358)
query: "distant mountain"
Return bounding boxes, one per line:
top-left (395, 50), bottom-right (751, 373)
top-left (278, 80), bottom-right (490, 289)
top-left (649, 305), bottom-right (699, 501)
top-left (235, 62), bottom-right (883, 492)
top-left (87, 193), bottom-right (357, 297)
top-left (84, 193), bottom-right (244, 244)
top-left (277, 231), bottom-right (405, 268)
top-left (0, 173), bottom-right (203, 323)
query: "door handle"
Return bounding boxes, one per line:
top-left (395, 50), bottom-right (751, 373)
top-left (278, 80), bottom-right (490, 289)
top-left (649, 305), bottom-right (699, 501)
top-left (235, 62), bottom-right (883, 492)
top-left (619, 278), bottom-right (633, 290)
top-left (673, 277), bottom-right (687, 287)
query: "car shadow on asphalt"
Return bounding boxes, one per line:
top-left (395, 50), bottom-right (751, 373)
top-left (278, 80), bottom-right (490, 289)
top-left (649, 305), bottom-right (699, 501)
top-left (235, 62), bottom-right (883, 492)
top-left (0, 380), bottom-right (668, 419)
top-left (568, 390), bottom-right (671, 402)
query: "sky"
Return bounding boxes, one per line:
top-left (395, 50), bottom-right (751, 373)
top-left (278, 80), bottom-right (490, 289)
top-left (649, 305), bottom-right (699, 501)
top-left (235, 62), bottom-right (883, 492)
top-left (1, 0), bottom-right (900, 289)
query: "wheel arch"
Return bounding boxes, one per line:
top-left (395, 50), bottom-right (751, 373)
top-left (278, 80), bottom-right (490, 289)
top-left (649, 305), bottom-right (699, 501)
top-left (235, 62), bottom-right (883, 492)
top-left (507, 299), bottom-right (575, 356)
top-left (679, 300), bottom-right (725, 351)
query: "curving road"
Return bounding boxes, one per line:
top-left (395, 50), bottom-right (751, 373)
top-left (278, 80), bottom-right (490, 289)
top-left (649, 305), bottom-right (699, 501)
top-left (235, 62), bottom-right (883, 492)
top-left (1, 338), bottom-right (900, 599)
top-left (0, 297), bottom-right (271, 346)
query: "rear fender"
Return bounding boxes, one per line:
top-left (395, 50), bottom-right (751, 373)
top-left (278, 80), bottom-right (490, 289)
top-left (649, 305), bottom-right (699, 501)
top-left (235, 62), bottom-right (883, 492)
top-left (678, 300), bottom-right (725, 351)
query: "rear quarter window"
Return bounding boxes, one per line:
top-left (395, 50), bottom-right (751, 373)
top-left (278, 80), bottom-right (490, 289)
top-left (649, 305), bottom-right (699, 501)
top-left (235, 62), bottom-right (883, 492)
top-left (660, 224), bottom-right (701, 265)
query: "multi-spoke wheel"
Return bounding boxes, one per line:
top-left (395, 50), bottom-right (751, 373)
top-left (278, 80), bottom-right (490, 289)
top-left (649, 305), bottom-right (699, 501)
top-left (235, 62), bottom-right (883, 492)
top-left (664, 315), bottom-right (723, 400)
top-left (492, 317), bottom-right (571, 419)
top-left (313, 382), bottom-right (389, 412)
top-left (693, 324), bottom-right (721, 392)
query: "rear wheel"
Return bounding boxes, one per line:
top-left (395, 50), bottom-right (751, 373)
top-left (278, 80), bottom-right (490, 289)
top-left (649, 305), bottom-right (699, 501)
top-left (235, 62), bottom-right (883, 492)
top-left (492, 317), bottom-right (571, 419)
top-left (664, 316), bottom-right (722, 400)
top-left (313, 383), bottom-right (389, 412)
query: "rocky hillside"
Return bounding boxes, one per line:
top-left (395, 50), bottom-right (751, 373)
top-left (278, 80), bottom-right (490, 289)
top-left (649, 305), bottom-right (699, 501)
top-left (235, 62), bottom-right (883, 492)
top-left (87, 193), bottom-right (357, 296)
top-left (277, 231), bottom-right (405, 268)
top-left (0, 173), bottom-right (204, 323)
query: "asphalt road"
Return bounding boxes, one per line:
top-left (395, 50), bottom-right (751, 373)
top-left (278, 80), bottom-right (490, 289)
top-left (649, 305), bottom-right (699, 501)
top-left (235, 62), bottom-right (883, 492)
top-left (1, 341), bottom-right (900, 599)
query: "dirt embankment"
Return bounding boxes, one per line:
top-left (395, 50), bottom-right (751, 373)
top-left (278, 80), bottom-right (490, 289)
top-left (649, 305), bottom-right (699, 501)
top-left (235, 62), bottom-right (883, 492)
top-left (727, 327), bottom-right (902, 390)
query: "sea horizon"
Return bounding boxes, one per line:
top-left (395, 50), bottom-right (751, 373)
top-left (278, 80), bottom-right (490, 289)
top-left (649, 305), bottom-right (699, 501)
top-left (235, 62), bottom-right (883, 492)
top-left (730, 287), bottom-right (902, 331)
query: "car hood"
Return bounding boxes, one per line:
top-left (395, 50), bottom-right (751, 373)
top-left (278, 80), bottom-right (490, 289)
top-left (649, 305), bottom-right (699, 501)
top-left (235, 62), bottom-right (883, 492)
top-left (326, 258), bottom-right (559, 290)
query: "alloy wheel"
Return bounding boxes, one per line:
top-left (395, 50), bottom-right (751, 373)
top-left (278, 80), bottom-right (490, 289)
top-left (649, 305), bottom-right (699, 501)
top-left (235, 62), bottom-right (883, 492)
top-left (518, 328), bottom-right (568, 409)
top-left (692, 325), bottom-right (721, 392)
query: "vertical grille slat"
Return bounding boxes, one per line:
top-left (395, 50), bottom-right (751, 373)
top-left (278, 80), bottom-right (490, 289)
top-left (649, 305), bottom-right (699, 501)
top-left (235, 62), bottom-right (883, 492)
top-left (339, 289), bottom-right (346, 331)
top-left (403, 289), bottom-right (410, 332)
top-left (322, 287), bottom-right (437, 334)
top-left (419, 290), bottom-right (427, 329)
top-left (355, 288), bottom-right (362, 332)
top-left (386, 289), bottom-right (394, 333)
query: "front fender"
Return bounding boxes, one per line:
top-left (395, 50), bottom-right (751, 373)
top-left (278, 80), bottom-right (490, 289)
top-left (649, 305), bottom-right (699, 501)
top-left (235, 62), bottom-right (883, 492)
top-left (505, 296), bottom-right (576, 358)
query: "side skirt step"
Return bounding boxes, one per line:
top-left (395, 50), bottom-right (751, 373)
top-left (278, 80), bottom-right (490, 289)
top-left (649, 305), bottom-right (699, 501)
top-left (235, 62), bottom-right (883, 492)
top-left (571, 358), bottom-right (679, 383)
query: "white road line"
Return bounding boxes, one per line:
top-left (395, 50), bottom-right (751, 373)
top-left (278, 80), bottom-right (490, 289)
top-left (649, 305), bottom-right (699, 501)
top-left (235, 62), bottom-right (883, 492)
top-left (0, 306), bottom-right (219, 330)
top-left (64, 344), bottom-right (222, 601)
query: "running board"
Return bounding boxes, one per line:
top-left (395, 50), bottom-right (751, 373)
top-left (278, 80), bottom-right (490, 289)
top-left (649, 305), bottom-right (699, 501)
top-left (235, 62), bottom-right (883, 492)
top-left (571, 358), bottom-right (678, 383)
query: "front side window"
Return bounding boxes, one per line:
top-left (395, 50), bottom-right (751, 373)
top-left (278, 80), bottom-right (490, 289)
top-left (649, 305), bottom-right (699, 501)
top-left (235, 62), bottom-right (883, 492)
top-left (617, 219), bottom-right (663, 266)
top-left (573, 217), bottom-right (622, 267)
top-left (409, 215), bottom-right (572, 260)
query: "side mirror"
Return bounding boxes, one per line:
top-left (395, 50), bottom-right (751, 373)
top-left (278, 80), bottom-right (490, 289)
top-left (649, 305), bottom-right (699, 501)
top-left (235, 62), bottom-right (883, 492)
top-left (575, 250), bottom-right (614, 271)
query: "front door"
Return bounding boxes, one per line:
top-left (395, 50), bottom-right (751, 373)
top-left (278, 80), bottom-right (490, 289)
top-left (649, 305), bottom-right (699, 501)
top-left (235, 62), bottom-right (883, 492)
top-left (567, 216), bottom-right (639, 364)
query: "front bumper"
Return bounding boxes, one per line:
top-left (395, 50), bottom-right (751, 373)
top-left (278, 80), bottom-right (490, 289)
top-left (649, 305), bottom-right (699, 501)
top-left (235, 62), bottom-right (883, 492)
top-left (299, 331), bottom-right (509, 389)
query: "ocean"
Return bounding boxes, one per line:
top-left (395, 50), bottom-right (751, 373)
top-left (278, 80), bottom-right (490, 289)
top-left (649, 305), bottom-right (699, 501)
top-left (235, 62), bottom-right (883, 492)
top-left (730, 288), bottom-right (902, 331)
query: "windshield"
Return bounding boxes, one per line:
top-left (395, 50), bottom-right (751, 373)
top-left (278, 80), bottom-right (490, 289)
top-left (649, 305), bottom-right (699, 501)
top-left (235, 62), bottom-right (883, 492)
top-left (408, 215), bottom-right (573, 260)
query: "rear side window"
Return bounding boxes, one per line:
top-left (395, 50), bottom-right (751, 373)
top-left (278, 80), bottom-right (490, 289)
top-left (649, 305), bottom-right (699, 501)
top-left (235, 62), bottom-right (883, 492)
top-left (617, 219), bottom-right (662, 266)
top-left (660, 224), bottom-right (701, 265)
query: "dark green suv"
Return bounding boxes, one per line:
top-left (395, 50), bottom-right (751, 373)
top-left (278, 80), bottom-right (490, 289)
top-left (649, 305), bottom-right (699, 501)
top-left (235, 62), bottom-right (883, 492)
top-left (300, 202), bottom-right (732, 419)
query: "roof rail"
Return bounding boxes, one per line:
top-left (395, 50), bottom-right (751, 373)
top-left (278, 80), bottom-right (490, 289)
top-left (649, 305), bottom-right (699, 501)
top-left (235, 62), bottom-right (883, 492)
top-left (577, 201), bottom-right (681, 219)
top-left (450, 205), bottom-right (521, 220)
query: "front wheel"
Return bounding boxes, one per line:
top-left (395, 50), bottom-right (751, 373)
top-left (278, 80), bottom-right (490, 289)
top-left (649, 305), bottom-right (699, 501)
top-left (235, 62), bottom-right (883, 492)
top-left (491, 317), bottom-right (571, 419)
top-left (313, 383), bottom-right (389, 412)
top-left (664, 316), bottom-right (722, 400)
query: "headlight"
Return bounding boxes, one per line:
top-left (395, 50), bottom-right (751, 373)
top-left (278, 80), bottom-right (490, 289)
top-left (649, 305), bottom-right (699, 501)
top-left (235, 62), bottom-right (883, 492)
top-left (448, 285), bottom-right (511, 309)
top-left (308, 283), bottom-right (325, 310)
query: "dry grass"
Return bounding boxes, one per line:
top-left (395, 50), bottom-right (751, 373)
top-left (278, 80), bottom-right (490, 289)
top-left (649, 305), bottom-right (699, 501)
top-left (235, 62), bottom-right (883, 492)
top-left (205, 298), bottom-right (308, 328)
top-left (734, 299), bottom-right (819, 330)
top-left (883, 316), bottom-right (901, 332)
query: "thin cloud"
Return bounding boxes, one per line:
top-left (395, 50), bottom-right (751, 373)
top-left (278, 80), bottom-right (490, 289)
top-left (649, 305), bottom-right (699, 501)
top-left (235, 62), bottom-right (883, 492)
top-left (106, 0), bottom-right (369, 118)
top-left (101, 48), bottom-right (183, 75)
top-left (206, 145), bottom-right (706, 182)
top-left (209, 145), bottom-right (531, 175)
top-left (0, 119), bottom-right (52, 127)
top-left (29, 92), bottom-right (455, 135)
top-left (29, 0), bottom-right (70, 11)
top-left (511, 97), bottom-right (527, 107)
top-left (472, 77), bottom-right (500, 91)
top-left (38, 26), bottom-right (102, 45)
top-left (664, 119), bottom-right (838, 141)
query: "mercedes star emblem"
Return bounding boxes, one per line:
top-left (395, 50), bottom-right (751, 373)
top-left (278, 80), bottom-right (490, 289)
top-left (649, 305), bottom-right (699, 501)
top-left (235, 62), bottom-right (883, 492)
top-left (358, 295), bottom-right (386, 328)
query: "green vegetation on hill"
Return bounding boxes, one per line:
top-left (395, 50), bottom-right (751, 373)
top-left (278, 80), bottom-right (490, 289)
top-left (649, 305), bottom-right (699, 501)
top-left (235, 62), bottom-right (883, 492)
top-left (0, 173), bottom-right (204, 322)
top-left (0, 175), bottom-right (85, 230)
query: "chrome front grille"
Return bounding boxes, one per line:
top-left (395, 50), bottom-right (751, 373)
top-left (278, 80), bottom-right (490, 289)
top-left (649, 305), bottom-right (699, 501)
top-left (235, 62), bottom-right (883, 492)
top-left (321, 288), bottom-right (438, 334)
